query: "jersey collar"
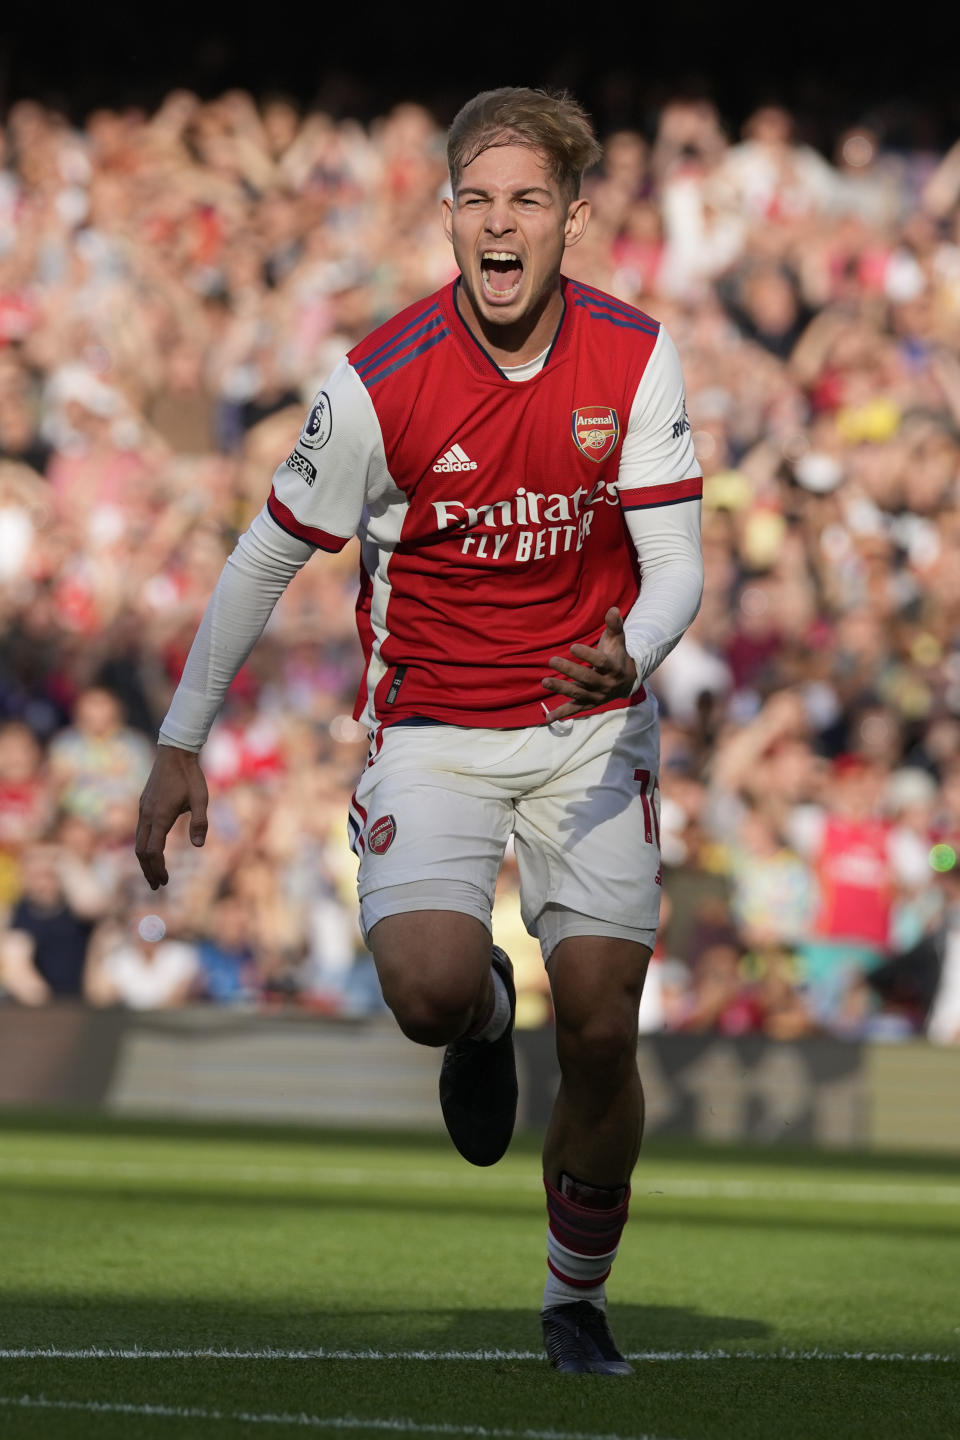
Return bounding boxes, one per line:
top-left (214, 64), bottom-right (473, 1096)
top-left (442, 277), bottom-right (572, 382)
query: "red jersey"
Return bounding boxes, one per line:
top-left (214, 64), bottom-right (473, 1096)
top-left (267, 278), bottom-right (700, 729)
top-left (813, 815), bottom-right (894, 948)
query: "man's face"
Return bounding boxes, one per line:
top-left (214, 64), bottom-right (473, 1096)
top-left (76, 688), bottom-right (121, 738)
top-left (441, 142), bottom-right (588, 336)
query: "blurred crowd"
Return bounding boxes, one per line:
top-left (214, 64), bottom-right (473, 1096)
top-left (1, 89), bottom-right (960, 1042)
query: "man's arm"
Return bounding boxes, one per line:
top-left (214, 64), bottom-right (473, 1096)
top-left (542, 326), bottom-right (703, 717)
top-left (137, 361), bottom-right (388, 888)
top-left (136, 512), bottom-right (314, 887)
top-left (619, 499), bottom-right (703, 682)
top-left (540, 507), bottom-right (703, 718)
top-left (157, 510), bottom-right (315, 751)
top-left (0, 929), bottom-right (50, 1006)
top-left (616, 324), bottom-right (704, 682)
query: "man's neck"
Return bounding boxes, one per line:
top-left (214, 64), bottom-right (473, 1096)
top-left (454, 281), bottom-right (564, 369)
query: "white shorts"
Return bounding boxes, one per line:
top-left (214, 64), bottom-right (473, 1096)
top-left (349, 702), bottom-right (662, 959)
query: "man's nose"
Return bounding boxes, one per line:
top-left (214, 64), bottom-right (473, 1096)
top-left (485, 201), bottom-right (515, 236)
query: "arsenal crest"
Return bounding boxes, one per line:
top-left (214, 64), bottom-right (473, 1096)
top-left (368, 815), bottom-right (397, 855)
top-left (572, 406), bottom-right (620, 463)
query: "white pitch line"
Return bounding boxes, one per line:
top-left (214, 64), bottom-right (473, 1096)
top-left (0, 1156), bottom-right (958, 1208)
top-left (0, 1395), bottom-right (674, 1440)
top-left (0, 1347), bottom-right (955, 1362)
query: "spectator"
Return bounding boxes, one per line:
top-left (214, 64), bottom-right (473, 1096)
top-left (194, 893), bottom-right (259, 1005)
top-left (925, 860), bottom-right (960, 1044)
top-left (726, 798), bottom-right (815, 953)
top-left (0, 720), bottom-right (52, 861)
top-left (48, 687), bottom-right (153, 828)
top-left (787, 754), bottom-right (911, 1026)
top-left (0, 841), bottom-right (105, 1003)
top-left (85, 903), bottom-right (199, 1010)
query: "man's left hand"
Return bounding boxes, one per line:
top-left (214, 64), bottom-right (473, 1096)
top-left (541, 607), bottom-right (638, 721)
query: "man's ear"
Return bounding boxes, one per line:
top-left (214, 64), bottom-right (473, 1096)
top-left (564, 196), bottom-right (590, 248)
top-left (441, 195), bottom-right (454, 244)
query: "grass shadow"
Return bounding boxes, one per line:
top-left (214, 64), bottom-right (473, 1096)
top-left (0, 1291), bottom-right (773, 1352)
top-left (0, 1176), bottom-right (957, 1242)
top-left (0, 1108), bottom-right (958, 1176)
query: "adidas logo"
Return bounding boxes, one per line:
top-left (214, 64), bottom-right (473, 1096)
top-left (432, 443), bottom-right (478, 473)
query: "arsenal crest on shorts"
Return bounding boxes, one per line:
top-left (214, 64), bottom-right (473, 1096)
top-left (571, 406), bottom-right (620, 463)
top-left (368, 815), bottom-right (397, 855)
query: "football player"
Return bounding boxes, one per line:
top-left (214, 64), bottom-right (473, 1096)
top-left (137, 87), bottom-right (703, 1374)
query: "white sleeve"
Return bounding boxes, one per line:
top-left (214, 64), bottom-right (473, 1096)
top-left (158, 509), bottom-right (314, 751)
top-left (266, 358), bottom-right (392, 549)
top-left (158, 359), bottom-right (391, 752)
top-left (617, 325), bottom-right (704, 683)
top-left (617, 327), bottom-right (700, 498)
top-left (622, 502), bottom-right (703, 684)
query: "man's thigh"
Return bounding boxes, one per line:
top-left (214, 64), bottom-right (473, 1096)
top-left (548, 933), bottom-right (654, 1028)
top-left (512, 704), bottom-right (663, 950)
top-left (368, 907), bottom-right (495, 1025)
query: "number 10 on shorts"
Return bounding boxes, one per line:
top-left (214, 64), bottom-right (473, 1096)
top-left (633, 768), bottom-right (661, 847)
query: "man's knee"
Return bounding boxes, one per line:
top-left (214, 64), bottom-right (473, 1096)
top-left (385, 979), bottom-right (477, 1046)
top-left (556, 1008), bottom-right (640, 1079)
top-left (370, 909), bottom-right (492, 1047)
top-left (549, 936), bottom-right (651, 1082)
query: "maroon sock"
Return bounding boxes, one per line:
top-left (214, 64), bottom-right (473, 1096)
top-left (544, 1172), bottom-right (630, 1296)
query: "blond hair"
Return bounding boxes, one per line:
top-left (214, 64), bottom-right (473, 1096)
top-left (447, 87), bottom-right (602, 202)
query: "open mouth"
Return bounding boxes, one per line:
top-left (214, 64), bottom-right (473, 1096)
top-left (480, 251), bottom-right (523, 301)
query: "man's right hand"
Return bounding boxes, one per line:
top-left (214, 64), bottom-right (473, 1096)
top-left (135, 745), bottom-right (209, 890)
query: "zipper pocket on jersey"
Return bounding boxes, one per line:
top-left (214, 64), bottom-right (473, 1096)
top-left (385, 665), bottom-right (407, 705)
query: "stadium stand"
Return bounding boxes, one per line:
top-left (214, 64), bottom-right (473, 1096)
top-left (1, 91), bottom-right (959, 1043)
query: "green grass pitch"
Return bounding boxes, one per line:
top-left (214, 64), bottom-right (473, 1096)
top-left (0, 1110), bottom-right (957, 1439)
